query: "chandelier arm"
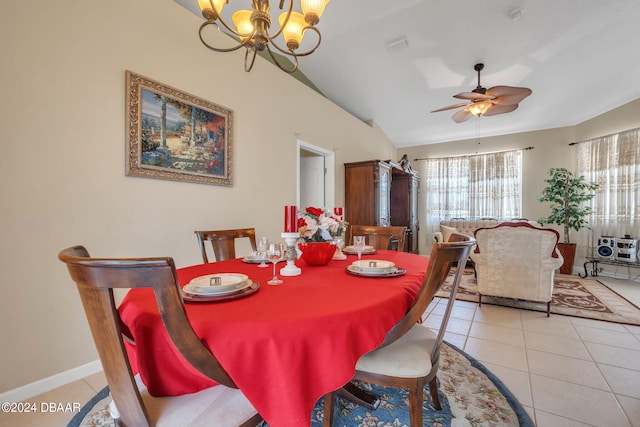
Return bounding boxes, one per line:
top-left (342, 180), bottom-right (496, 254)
top-left (265, 45), bottom-right (299, 74)
top-left (199, 21), bottom-right (257, 53)
top-left (244, 47), bottom-right (259, 72)
top-left (268, 26), bottom-right (322, 57)
top-left (265, 0), bottom-right (294, 40)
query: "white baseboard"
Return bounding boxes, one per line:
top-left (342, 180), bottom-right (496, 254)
top-left (0, 359), bottom-right (103, 403)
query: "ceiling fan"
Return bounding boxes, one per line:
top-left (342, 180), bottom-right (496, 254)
top-left (432, 63), bottom-right (532, 123)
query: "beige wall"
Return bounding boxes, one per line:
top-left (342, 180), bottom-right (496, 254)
top-left (0, 1), bottom-right (397, 393)
top-left (399, 98), bottom-right (640, 255)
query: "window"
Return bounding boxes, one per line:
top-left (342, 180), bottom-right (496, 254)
top-left (576, 128), bottom-right (640, 255)
top-left (425, 149), bottom-right (523, 237)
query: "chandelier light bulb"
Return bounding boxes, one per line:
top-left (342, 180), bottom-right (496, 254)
top-left (279, 11), bottom-right (307, 50)
top-left (197, 0), bottom-right (226, 20)
top-left (301, 0), bottom-right (331, 25)
top-left (469, 101), bottom-right (492, 116)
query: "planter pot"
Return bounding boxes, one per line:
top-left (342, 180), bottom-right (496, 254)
top-left (557, 243), bottom-right (577, 274)
top-left (298, 242), bottom-right (336, 266)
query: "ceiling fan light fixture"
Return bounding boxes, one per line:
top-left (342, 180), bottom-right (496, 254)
top-left (469, 100), bottom-right (492, 116)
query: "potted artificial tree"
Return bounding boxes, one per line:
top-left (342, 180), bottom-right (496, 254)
top-left (538, 167), bottom-right (599, 274)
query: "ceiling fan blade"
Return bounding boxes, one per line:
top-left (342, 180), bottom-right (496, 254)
top-left (452, 108), bottom-right (474, 123)
top-left (431, 102), bottom-right (469, 113)
top-left (453, 91), bottom-right (495, 101)
top-left (486, 86), bottom-right (532, 105)
top-left (482, 103), bottom-right (518, 117)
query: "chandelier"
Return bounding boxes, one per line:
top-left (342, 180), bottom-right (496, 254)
top-left (197, 0), bottom-right (331, 73)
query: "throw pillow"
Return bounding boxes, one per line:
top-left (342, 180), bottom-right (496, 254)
top-left (440, 225), bottom-right (458, 242)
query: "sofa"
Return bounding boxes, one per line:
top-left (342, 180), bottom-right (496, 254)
top-left (469, 222), bottom-right (564, 316)
top-left (433, 218), bottom-right (500, 243)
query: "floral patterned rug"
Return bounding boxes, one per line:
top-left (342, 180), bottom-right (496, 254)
top-left (68, 342), bottom-right (533, 427)
top-left (437, 269), bottom-right (640, 326)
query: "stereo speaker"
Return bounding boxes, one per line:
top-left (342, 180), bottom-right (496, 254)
top-left (596, 236), bottom-right (616, 260)
top-left (616, 238), bottom-right (637, 262)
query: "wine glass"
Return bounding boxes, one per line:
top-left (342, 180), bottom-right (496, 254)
top-left (333, 236), bottom-right (346, 260)
top-left (353, 235), bottom-right (366, 261)
top-left (257, 236), bottom-right (269, 268)
top-left (267, 242), bottom-right (285, 285)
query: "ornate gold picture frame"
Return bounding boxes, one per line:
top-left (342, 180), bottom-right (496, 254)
top-left (125, 70), bottom-right (233, 186)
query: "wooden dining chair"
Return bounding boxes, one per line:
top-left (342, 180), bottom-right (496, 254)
top-left (58, 245), bottom-right (262, 427)
top-left (323, 233), bottom-right (475, 427)
top-left (194, 228), bottom-right (257, 263)
top-left (348, 225), bottom-right (407, 251)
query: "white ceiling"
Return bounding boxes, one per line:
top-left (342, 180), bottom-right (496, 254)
top-left (175, 0), bottom-right (640, 147)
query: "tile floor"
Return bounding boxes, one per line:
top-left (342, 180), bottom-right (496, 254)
top-left (2, 275), bottom-right (639, 427)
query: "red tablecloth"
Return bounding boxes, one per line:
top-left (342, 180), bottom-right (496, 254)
top-left (118, 250), bottom-right (429, 427)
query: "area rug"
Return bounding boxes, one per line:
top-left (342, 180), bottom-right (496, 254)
top-left (68, 342), bottom-right (534, 427)
top-left (438, 269), bottom-right (640, 326)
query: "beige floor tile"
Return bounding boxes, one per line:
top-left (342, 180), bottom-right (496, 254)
top-left (585, 342), bottom-right (640, 371)
top-left (569, 315), bottom-right (630, 332)
top-left (463, 337), bottom-right (528, 371)
top-left (623, 323), bottom-right (640, 335)
top-left (443, 331), bottom-right (467, 349)
top-left (472, 304), bottom-right (523, 328)
top-left (469, 322), bottom-right (525, 347)
top-left (617, 395), bottom-right (640, 427)
top-left (449, 304), bottom-right (476, 321)
top-left (534, 409), bottom-right (595, 427)
top-left (530, 374), bottom-right (631, 426)
top-left (524, 330), bottom-right (591, 360)
top-left (526, 348), bottom-right (610, 390)
top-left (83, 371), bottom-right (107, 393)
top-left (598, 364), bottom-right (640, 399)
top-left (480, 361), bottom-right (532, 407)
top-left (575, 325), bottom-right (640, 350)
top-left (522, 315), bottom-right (580, 339)
top-left (423, 313), bottom-right (472, 336)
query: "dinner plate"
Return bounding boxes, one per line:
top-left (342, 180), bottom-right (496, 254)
top-left (186, 273), bottom-right (251, 294)
top-left (345, 265), bottom-right (406, 277)
top-left (343, 245), bottom-right (377, 255)
top-left (350, 259), bottom-right (396, 273)
top-left (183, 281), bottom-right (260, 302)
top-left (242, 255), bottom-right (269, 264)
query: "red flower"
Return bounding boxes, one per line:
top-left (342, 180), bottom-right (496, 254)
top-left (305, 207), bottom-right (324, 217)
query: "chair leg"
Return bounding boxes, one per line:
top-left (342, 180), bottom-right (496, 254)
top-left (546, 301), bottom-right (551, 317)
top-left (409, 381), bottom-right (424, 427)
top-left (323, 392), bottom-right (335, 427)
top-left (478, 293), bottom-right (482, 307)
top-left (429, 377), bottom-right (442, 410)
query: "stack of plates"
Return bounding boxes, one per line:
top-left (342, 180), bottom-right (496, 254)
top-left (343, 245), bottom-right (376, 255)
top-left (346, 260), bottom-right (405, 277)
top-left (183, 273), bottom-right (253, 297)
top-left (242, 254), bottom-right (269, 264)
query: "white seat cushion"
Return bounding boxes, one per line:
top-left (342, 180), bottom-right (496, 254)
top-left (356, 324), bottom-right (436, 378)
top-left (111, 375), bottom-right (258, 427)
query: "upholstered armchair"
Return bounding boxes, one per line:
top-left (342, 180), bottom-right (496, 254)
top-left (470, 222), bottom-right (564, 316)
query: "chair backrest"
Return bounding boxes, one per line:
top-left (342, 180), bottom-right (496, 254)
top-left (58, 246), bottom-right (238, 426)
top-left (379, 233), bottom-right (475, 362)
top-left (194, 228), bottom-right (257, 263)
top-left (348, 225), bottom-right (407, 251)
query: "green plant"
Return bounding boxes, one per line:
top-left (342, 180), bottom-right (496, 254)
top-left (538, 168), bottom-right (599, 244)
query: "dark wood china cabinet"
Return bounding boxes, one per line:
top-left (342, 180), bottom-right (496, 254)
top-left (344, 160), bottom-right (419, 253)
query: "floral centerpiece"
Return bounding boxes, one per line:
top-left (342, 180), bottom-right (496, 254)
top-left (297, 207), bottom-right (348, 242)
top-left (297, 207), bottom-right (348, 266)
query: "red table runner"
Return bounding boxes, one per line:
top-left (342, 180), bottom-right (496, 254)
top-left (118, 250), bottom-right (429, 427)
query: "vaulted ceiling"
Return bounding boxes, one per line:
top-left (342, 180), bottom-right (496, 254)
top-left (175, 0), bottom-right (640, 147)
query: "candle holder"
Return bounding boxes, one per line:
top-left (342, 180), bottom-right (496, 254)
top-left (280, 232), bottom-right (302, 276)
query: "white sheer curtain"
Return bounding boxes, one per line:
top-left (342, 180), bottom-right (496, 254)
top-left (425, 149), bottom-right (523, 241)
top-left (576, 128), bottom-right (640, 257)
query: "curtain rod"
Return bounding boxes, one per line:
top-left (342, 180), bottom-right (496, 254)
top-left (569, 126), bottom-right (640, 145)
top-left (413, 146), bottom-right (534, 161)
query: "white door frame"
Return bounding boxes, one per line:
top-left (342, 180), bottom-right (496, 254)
top-left (297, 139), bottom-right (335, 209)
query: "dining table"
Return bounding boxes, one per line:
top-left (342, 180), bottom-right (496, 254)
top-left (118, 249), bottom-right (430, 427)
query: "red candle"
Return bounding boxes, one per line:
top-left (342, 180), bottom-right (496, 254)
top-left (334, 207), bottom-right (343, 218)
top-left (284, 205), bottom-right (298, 232)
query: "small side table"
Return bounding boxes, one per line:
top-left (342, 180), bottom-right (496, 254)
top-left (580, 256), bottom-right (640, 280)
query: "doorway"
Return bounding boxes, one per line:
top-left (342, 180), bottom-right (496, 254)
top-left (297, 140), bottom-right (334, 209)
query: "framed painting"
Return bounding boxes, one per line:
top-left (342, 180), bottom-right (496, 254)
top-left (125, 70), bottom-right (233, 186)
